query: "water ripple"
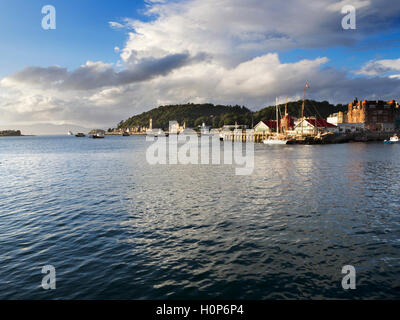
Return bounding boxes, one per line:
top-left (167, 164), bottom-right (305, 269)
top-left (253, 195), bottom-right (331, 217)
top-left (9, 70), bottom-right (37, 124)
top-left (0, 137), bottom-right (400, 299)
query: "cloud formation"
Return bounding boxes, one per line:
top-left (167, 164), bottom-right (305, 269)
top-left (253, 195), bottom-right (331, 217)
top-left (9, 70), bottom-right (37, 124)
top-left (1, 0), bottom-right (400, 131)
top-left (2, 53), bottom-right (206, 91)
top-left (119, 0), bottom-right (400, 65)
top-left (356, 58), bottom-right (400, 76)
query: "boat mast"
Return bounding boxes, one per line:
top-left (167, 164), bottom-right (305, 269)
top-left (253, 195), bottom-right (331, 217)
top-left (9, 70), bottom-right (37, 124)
top-left (284, 96), bottom-right (287, 136)
top-left (301, 82), bottom-right (309, 136)
top-left (276, 97), bottom-right (279, 135)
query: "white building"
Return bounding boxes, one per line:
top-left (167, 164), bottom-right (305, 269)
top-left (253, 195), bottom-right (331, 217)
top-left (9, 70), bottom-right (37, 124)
top-left (327, 114), bottom-right (339, 126)
top-left (200, 122), bottom-right (211, 134)
top-left (169, 121), bottom-right (180, 134)
top-left (337, 123), bottom-right (365, 133)
top-left (253, 120), bottom-right (277, 133)
top-left (294, 118), bottom-right (337, 135)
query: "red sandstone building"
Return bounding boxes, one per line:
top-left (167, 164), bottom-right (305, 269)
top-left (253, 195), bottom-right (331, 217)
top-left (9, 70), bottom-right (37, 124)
top-left (345, 99), bottom-right (400, 132)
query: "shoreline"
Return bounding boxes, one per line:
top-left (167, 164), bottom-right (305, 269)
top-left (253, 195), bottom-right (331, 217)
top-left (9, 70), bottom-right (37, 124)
top-left (0, 135), bottom-right (35, 137)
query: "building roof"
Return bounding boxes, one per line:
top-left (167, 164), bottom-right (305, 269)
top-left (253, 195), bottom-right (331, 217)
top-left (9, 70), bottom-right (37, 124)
top-left (261, 120), bottom-right (279, 128)
top-left (305, 119), bottom-right (337, 128)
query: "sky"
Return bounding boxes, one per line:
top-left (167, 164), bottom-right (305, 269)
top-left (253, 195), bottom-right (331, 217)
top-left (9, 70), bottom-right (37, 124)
top-left (1, 0), bottom-right (400, 134)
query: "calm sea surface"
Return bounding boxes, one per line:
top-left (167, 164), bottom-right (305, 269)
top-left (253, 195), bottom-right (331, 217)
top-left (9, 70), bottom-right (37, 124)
top-left (1, 135), bottom-right (400, 299)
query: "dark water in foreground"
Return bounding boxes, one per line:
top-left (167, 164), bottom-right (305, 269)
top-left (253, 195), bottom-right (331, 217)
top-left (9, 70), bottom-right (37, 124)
top-left (1, 135), bottom-right (400, 299)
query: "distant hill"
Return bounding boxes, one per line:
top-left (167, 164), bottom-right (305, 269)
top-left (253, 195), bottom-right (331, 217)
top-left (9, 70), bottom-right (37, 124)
top-left (117, 100), bottom-right (347, 129)
top-left (0, 123), bottom-right (92, 136)
top-left (118, 103), bottom-right (252, 129)
top-left (253, 100), bottom-right (347, 124)
top-left (0, 130), bottom-right (21, 137)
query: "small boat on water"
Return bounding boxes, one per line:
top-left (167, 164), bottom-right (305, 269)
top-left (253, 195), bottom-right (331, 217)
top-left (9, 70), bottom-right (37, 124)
top-left (92, 133), bottom-right (104, 139)
top-left (384, 134), bottom-right (399, 144)
top-left (75, 133), bottom-right (85, 137)
top-left (89, 129), bottom-right (105, 139)
top-left (67, 131), bottom-right (73, 136)
top-left (153, 129), bottom-right (163, 137)
top-left (122, 132), bottom-right (130, 136)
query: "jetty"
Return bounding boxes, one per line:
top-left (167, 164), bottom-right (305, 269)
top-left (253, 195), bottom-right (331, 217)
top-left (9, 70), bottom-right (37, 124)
top-left (220, 129), bottom-right (398, 144)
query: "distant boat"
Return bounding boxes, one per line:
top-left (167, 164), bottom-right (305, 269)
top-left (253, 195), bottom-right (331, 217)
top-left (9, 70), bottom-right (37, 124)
top-left (75, 133), bottom-right (85, 137)
top-left (199, 130), bottom-right (213, 137)
top-left (384, 134), bottom-right (399, 144)
top-left (89, 129), bottom-right (105, 139)
top-left (263, 98), bottom-right (288, 145)
top-left (122, 132), bottom-right (130, 136)
top-left (91, 133), bottom-right (104, 139)
top-left (146, 129), bottom-right (168, 137)
top-left (263, 138), bottom-right (288, 145)
top-left (68, 131), bottom-right (73, 136)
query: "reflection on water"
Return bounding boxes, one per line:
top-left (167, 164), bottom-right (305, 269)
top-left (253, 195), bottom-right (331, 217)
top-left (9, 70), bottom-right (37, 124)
top-left (0, 136), bottom-right (400, 299)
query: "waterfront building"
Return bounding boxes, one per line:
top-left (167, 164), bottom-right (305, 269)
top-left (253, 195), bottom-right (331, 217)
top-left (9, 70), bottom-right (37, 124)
top-left (345, 99), bottom-right (399, 131)
top-left (337, 123), bottom-right (365, 133)
top-left (327, 111), bottom-right (346, 126)
top-left (254, 120), bottom-right (278, 133)
top-left (294, 118), bottom-right (337, 135)
top-left (169, 120), bottom-right (186, 134)
top-left (222, 124), bottom-right (248, 130)
top-left (128, 126), bottom-right (138, 133)
top-left (146, 118), bottom-right (155, 134)
top-left (128, 126), bottom-right (146, 133)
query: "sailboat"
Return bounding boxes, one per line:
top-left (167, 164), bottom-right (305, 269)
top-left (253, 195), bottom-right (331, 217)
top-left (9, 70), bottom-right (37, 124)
top-left (263, 98), bottom-right (288, 145)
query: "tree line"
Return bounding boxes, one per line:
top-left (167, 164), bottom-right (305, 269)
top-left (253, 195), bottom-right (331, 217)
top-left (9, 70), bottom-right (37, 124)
top-left (117, 101), bottom-right (347, 130)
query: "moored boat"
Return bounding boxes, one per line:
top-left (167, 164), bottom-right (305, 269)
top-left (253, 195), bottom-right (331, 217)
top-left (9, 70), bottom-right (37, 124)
top-left (89, 129), bottom-right (105, 139)
top-left (92, 133), bottom-right (104, 139)
top-left (384, 134), bottom-right (399, 144)
top-left (263, 138), bottom-right (288, 145)
top-left (75, 133), bottom-right (85, 137)
top-left (153, 129), bottom-right (163, 137)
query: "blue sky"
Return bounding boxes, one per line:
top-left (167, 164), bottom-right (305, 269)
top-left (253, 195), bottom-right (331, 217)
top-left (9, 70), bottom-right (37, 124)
top-left (0, 0), bottom-right (399, 75)
top-left (1, 0), bottom-right (400, 133)
top-left (0, 0), bottom-right (148, 76)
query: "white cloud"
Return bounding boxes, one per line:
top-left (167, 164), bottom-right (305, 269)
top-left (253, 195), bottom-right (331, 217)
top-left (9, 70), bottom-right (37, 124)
top-left (1, 54), bottom-right (206, 91)
top-left (119, 0), bottom-right (400, 66)
top-left (356, 58), bottom-right (400, 76)
top-left (327, 0), bottom-right (370, 12)
top-left (2, 0), bottom-right (400, 132)
top-left (109, 21), bottom-right (125, 29)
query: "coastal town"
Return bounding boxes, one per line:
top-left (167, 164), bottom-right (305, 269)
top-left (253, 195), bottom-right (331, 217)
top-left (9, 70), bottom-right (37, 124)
top-left (102, 98), bottom-right (400, 145)
top-left (4, 98), bottom-right (399, 145)
top-left (3, 0), bottom-right (400, 304)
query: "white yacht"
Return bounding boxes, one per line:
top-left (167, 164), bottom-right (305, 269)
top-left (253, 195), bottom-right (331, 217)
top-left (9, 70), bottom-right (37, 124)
top-left (263, 138), bottom-right (288, 145)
